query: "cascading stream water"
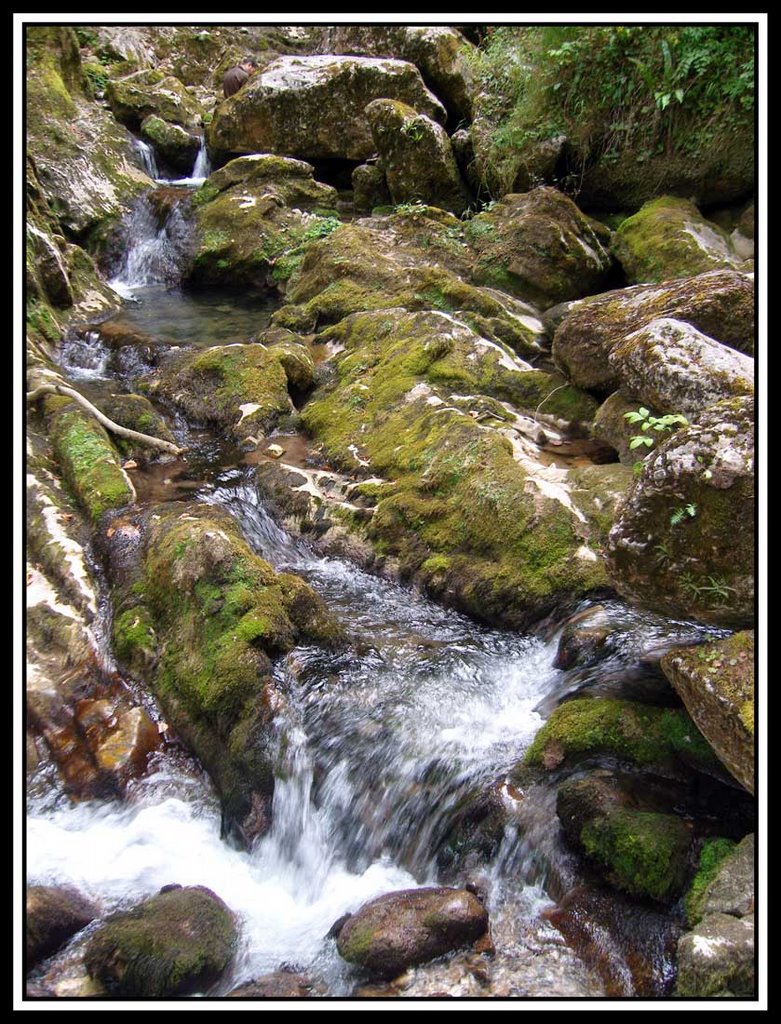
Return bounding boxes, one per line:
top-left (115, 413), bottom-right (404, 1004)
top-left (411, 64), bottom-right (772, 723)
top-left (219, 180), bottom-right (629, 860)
top-left (108, 192), bottom-right (194, 295)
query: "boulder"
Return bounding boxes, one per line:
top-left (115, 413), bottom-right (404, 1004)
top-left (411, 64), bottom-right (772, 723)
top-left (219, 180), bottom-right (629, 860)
top-left (465, 187), bottom-right (614, 308)
top-left (551, 270), bottom-right (755, 393)
top-left (84, 885), bottom-right (237, 997)
top-left (351, 163), bottom-right (391, 212)
top-left (95, 393), bottom-right (177, 461)
top-left (608, 317), bottom-right (754, 420)
top-left (365, 99), bottom-right (470, 214)
top-left (26, 885), bottom-right (98, 969)
top-left (605, 396), bottom-right (754, 629)
top-left (592, 392), bottom-right (656, 465)
top-left (660, 633), bottom-right (754, 793)
top-left (140, 115), bottom-right (201, 175)
top-left (106, 69), bottom-right (203, 130)
top-left (204, 153), bottom-right (338, 211)
top-left (336, 887), bottom-right (488, 979)
top-left (106, 502), bottom-right (341, 843)
top-left (144, 333), bottom-right (314, 441)
top-left (698, 833), bottom-right (754, 920)
top-left (227, 971), bottom-right (325, 997)
top-left (312, 25), bottom-right (477, 121)
top-left (207, 55), bottom-right (446, 161)
top-left (675, 912), bottom-right (754, 997)
top-left (612, 197), bottom-right (750, 284)
top-left (556, 772), bottom-right (693, 902)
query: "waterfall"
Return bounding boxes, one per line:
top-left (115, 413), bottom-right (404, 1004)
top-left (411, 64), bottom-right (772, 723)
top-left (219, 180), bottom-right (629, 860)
top-left (132, 138), bottom-right (159, 181)
top-left (191, 138), bottom-right (211, 181)
top-left (108, 192), bottom-right (194, 294)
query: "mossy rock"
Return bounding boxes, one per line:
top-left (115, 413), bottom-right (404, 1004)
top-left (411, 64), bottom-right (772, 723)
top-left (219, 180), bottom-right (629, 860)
top-left (96, 393), bottom-right (177, 460)
top-left (205, 153), bottom-right (338, 212)
top-left (465, 187), bottom-right (613, 309)
top-left (84, 885), bottom-right (237, 997)
top-left (683, 837), bottom-right (738, 927)
top-left (106, 69), bottom-right (203, 130)
top-left (140, 115), bottom-right (201, 175)
top-left (552, 269), bottom-right (755, 393)
top-left (45, 397), bottom-right (135, 523)
top-left (365, 98), bottom-right (470, 215)
top-left (110, 502), bottom-right (341, 842)
top-left (675, 912), bottom-right (754, 997)
top-left (300, 308), bottom-right (608, 629)
top-left (524, 697), bottom-right (720, 777)
top-left (612, 197), bottom-right (750, 284)
top-left (207, 54), bottom-right (446, 161)
top-left (352, 163), bottom-right (391, 212)
top-left (660, 632), bottom-right (754, 793)
top-left (556, 772), bottom-right (693, 902)
top-left (605, 396), bottom-right (754, 628)
top-left (27, 886), bottom-right (98, 970)
top-left (146, 336), bottom-right (312, 440)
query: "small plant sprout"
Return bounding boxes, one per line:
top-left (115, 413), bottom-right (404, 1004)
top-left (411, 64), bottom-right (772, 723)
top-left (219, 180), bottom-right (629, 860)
top-left (670, 503), bottom-right (697, 527)
top-left (624, 407), bottom-right (689, 450)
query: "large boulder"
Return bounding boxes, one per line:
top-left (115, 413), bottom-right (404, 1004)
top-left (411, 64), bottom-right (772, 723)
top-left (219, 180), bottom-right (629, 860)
top-left (365, 99), bottom-right (470, 215)
top-left (685, 833), bottom-right (753, 927)
top-left (551, 270), bottom-right (755, 393)
top-left (465, 187), bottom-right (614, 308)
top-left (605, 396), bottom-right (754, 628)
top-left (312, 25), bottom-right (477, 121)
top-left (106, 69), bottom-right (203, 130)
top-left (660, 632), bottom-right (754, 793)
top-left (139, 115), bottom-right (201, 175)
top-left (84, 885), bottom-right (237, 997)
top-left (335, 887), bottom-right (488, 979)
top-left (26, 886), bottom-right (98, 969)
top-left (675, 912), bottom-right (754, 997)
top-left (608, 318), bottom-right (754, 420)
top-left (207, 55), bottom-right (446, 161)
top-left (612, 197), bottom-right (750, 284)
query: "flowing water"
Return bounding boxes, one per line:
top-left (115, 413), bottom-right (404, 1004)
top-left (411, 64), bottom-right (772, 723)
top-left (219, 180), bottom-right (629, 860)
top-left (27, 186), bottom-right (730, 1000)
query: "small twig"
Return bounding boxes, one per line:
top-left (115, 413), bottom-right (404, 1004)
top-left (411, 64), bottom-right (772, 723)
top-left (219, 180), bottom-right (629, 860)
top-left (26, 382), bottom-right (183, 457)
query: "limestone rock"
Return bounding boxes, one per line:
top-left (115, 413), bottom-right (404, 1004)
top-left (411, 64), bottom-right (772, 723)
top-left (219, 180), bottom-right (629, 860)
top-left (605, 396), bottom-right (754, 628)
top-left (140, 115), bottom-right (201, 175)
top-left (608, 317), bottom-right (754, 421)
top-left (336, 887), bottom-right (488, 979)
top-left (85, 885), bottom-right (237, 997)
top-left (106, 69), bottom-right (203, 130)
top-left (661, 633), bottom-right (754, 793)
top-left (612, 197), bottom-right (750, 284)
top-left (466, 187), bottom-right (613, 308)
top-left (675, 912), bottom-right (754, 997)
top-left (207, 55), bottom-right (446, 161)
top-left (351, 163), bottom-right (391, 212)
top-left (26, 885), bottom-right (98, 969)
top-left (700, 833), bottom-right (755, 919)
top-left (365, 99), bottom-right (470, 214)
top-left (552, 270), bottom-right (755, 393)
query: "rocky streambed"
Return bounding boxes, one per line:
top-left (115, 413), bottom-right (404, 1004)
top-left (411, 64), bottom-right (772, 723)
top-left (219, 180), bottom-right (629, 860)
top-left (24, 22), bottom-right (757, 1004)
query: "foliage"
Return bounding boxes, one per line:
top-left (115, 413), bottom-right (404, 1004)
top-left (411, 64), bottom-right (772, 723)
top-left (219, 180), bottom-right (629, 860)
top-left (624, 406), bottom-right (688, 450)
top-left (670, 503), bottom-right (697, 527)
top-left (468, 24), bottom-right (755, 194)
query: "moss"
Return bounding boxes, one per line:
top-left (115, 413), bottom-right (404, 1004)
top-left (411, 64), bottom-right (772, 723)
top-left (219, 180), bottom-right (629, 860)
top-left (46, 403), bottom-right (134, 522)
top-left (684, 837), bottom-right (737, 926)
top-left (524, 697), bottom-right (719, 774)
top-left (26, 300), bottom-right (63, 346)
top-left (580, 808), bottom-right (692, 902)
top-left (113, 606), bottom-right (157, 673)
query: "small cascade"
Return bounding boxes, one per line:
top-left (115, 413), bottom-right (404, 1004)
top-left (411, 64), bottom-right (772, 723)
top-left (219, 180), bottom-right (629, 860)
top-left (58, 330), bottom-right (111, 381)
top-left (191, 137), bottom-right (211, 182)
top-left (132, 138), bottom-right (159, 181)
top-left (108, 191), bottom-right (195, 294)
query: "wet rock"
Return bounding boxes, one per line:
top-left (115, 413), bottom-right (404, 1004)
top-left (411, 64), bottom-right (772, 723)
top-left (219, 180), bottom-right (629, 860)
top-left (365, 99), bottom-right (470, 215)
top-left (524, 697), bottom-right (720, 779)
top-left (227, 971), bottom-right (325, 997)
top-left (84, 885), bottom-right (237, 997)
top-left (608, 318), bottom-right (753, 421)
top-left (553, 605), bottom-right (614, 670)
top-left (675, 912), bottom-right (754, 997)
top-left (351, 163), bottom-right (391, 212)
top-left (207, 54), bottom-right (446, 162)
top-left (140, 115), bottom-right (201, 175)
top-left (551, 270), bottom-right (755, 393)
top-left (27, 885), bottom-right (98, 970)
top-left (312, 25), bottom-right (477, 122)
top-left (336, 887), bottom-right (488, 979)
top-left (465, 187), bottom-right (614, 309)
top-left (26, 224), bottom-right (73, 309)
top-left (106, 69), bottom-right (203, 131)
top-left (612, 197), bottom-right (750, 284)
top-left (436, 785), bottom-right (508, 877)
top-left (90, 705), bottom-right (161, 783)
top-left (95, 393), bottom-right (177, 461)
top-left (556, 771), bottom-right (693, 902)
top-left (660, 632), bottom-right (754, 793)
top-left (605, 396), bottom-right (754, 629)
top-left (145, 334), bottom-right (313, 441)
top-left (107, 502), bottom-right (341, 843)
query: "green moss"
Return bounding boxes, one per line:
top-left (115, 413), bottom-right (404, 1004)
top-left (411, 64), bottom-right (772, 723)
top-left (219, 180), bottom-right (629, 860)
top-left (685, 837), bottom-right (737, 926)
top-left (46, 404), bottom-right (134, 522)
top-left (581, 808), bottom-right (692, 901)
top-left (524, 697), bottom-right (719, 774)
top-left (113, 606), bottom-right (157, 673)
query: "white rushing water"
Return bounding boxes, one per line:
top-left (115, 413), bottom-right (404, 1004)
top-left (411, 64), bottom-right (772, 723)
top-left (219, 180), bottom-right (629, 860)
top-left (108, 193), bottom-right (194, 294)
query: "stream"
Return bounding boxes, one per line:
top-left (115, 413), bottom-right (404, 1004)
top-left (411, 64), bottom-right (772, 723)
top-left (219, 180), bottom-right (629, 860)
top-left (26, 175), bottom-right (728, 1000)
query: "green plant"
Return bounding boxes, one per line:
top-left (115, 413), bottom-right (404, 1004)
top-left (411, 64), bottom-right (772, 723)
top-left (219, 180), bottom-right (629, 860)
top-left (670, 503), bottom-right (697, 527)
top-left (400, 119), bottom-right (426, 143)
top-left (624, 407), bottom-right (689, 450)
